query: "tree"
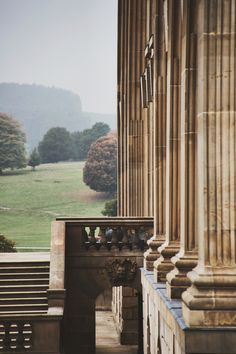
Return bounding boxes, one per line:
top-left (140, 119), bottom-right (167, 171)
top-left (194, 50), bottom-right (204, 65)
top-left (83, 132), bottom-right (117, 194)
top-left (28, 148), bottom-right (40, 170)
top-left (38, 127), bottom-right (73, 163)
top-left (0, 113), bottom-right (27, 173)
top-left (72, 122), bottom-right (110, 160)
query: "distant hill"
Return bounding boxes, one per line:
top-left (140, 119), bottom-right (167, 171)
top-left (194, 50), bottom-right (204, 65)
top-left (0, 83), bottom-right (116, 150)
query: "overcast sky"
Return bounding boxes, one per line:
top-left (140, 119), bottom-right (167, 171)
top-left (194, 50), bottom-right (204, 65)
top-left (0, 0), bottom-right (117, 114)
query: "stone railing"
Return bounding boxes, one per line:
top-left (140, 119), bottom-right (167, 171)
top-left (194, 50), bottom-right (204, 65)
top-left (0, 321), bottom-right (33, 351)
top-left (0, 315), bottom-right (61, 353)
top-left (55, 216), bottom-right (154, 252)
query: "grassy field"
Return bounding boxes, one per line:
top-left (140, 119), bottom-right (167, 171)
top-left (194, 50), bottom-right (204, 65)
top-left (0, 162), bottom-right (110, 250)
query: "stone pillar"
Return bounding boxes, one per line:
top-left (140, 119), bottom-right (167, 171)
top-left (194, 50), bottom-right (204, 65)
top-left (154, 0), bottom-right (181, 282)
top-left (144, 0), bottom-right (167, 271)
top-left (182, 0), bottom-right (236, 326)
top-left (166, 1), bottom-right (198, 299)
top-left (117, 0), bottom-right (128, 216)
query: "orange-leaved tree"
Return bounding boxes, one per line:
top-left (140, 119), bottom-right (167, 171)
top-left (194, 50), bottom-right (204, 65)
top-left (83, 132), bottom-right (117, 195)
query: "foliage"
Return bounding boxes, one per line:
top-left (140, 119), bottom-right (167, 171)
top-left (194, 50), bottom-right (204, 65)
top-left (83, 133), bottom-right (117, 194)
top-left (0, 234), bottom-right (17, 252)
top-left (38, 127), bottom-right (73, 163)
top-left (102, 198), bottom-right (117, 216)
top-left (0, 113), bottom-right (27, 173)
top-left (72, 122), bottom-right (110, 160)
top-left (28, 148), bottom-right (40, 170)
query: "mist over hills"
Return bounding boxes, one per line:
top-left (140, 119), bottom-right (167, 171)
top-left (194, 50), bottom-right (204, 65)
top-left (0, 83), bottom-right (116, 150)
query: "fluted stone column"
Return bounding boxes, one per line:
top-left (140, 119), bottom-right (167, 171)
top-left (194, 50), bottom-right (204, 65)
top-left (154, 1), bottom-right (181, 282)
top-left (166, 2), bottom-right (198, 299)
top-left (144, 0), bottom-right (167, 271)
top-left (182, 0), bottom-right (236, 326)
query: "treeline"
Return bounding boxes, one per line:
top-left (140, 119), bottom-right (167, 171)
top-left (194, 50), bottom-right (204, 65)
top-left (37, 122), bottom-right (110, 164)
top-left (0, 112), bottom-right (111, 172)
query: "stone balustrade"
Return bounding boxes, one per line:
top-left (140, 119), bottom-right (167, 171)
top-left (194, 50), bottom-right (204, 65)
top-left (55, 217), bottom-right (154, 253)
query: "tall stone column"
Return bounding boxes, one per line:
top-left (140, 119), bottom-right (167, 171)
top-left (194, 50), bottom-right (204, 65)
top-left (182, 0), bottom-right (236, 326)
top-left (166, 1), bottom-right (198, 299)
top-left (144, 0), bottom-right (167, 271)
top-left (153, 0), bottom-right (181, 282)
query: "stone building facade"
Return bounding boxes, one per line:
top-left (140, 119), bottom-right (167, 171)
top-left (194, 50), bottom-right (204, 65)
top-left (117, 0), bottom-right (236, 353)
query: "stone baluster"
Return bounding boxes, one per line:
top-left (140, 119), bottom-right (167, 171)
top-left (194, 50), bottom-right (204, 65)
top-left (88, 226), bottom-right (97, 250)
top-left (131, 228), bottom-right (140, 250)
top-left (3, 322), bottom-right (11, 351)
top-left (110, 227), bottom-right (119, 250)
top-left (182, 0), bottom-right (236, 326)
top-left (82, 226), bottom-right (88, 242)
top-left (16, 322), bottom-right (24, 350)
top-left (121, 226), bottom-right (130, 250)
top-left (98, 227), bottom-right (107, 250)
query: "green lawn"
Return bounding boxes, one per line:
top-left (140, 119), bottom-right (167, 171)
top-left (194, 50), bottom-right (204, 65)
top-left (0, 162), bottom-right (109, 250)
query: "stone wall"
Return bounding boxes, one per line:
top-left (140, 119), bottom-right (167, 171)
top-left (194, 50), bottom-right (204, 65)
top-left (112, 286), bottom-right (139, 345)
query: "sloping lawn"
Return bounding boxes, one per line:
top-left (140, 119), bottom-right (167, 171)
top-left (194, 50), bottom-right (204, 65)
top-left (0, 162), bottom-right (109, 249)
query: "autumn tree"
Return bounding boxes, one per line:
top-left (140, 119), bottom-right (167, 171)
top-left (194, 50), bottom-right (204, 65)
top-left (0, 113), bottom-right (27, 174)
top-left (38, 127), bottom-right (73, 163)
top-left (28, 148), bottom-right (40, 170)
top-left (83, 132), bottom-right (117, 194)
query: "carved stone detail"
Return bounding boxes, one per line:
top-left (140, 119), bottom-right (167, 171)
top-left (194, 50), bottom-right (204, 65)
top-left (105, 258), bottom-right (137, 286)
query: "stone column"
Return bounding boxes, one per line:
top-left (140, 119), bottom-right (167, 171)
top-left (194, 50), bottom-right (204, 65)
top-left (144, 0), bottom-right (167, 271)
top-left (166, 1), bottom-right (198, 299)
top-left (182, 0), bottom-right (236, 326)
top-left (154, 0), bottom-right (181, 282)
top-left (118, 0), bottom-right (129, 217)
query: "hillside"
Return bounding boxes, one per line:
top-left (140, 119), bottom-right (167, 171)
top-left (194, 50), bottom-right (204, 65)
top-left (0, 83), bottom-right (116, 150)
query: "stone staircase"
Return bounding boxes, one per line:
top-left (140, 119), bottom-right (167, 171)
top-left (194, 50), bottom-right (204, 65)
top-left (0, 253), bottom-right (65, 353)
top-left (0, 260), bottom-right (49, 316)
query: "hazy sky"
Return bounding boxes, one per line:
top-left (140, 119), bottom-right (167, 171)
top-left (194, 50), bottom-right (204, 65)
top-left (0, 0), bottom-right (117, 114)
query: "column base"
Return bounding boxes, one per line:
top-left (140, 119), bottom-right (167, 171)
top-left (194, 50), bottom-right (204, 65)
top-left (166, 251), bottom-right (198, 299)
top-left (153, 241), bottom-right (180, 282)
top-left (182, 266), bottom-right (236, 326)
top-left (182, 301), bottom-right (236, 327)
top-left (144, 235), bottom-right (165, 271)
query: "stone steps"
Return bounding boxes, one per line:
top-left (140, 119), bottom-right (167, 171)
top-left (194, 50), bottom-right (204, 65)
top-left (0, 272), bottom-right (50, 279)
top-left (0, 290), bottom-right (47, 298)
top-left (0, 259), bottom-right (50, 316)
top-left (0, 278), bottom-right (49, 285)
top-left (0, 297), bottom-right (48, 304)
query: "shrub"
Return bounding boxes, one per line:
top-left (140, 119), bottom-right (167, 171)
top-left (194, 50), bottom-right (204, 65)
top-left (102, 198), bottom-right (117, 216)
top-left (0, 234), bottom-right (17, 252)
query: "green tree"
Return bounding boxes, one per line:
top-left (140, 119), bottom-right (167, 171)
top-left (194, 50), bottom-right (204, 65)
top-left (72, 122), bottom-right (110, 160)
top-left (38, 127), bottom-right (73, 163)
top-left (102, 198), bottom-right (117, 216)
top-left (0, 234), bottom-right (17, 252)
top-left (0, 113), bottom-right (27, 174)
top-left (83, 133), bottom-right (117, 194)
top-left (28, 148), bottom-right (40, 170)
